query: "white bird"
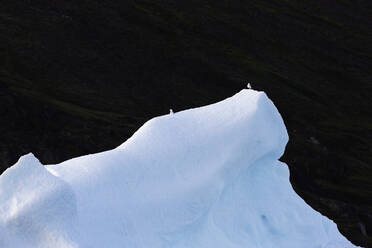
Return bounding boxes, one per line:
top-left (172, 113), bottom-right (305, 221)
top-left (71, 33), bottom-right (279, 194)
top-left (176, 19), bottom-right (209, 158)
top-left (247, 83), bottom-right (252, 89)
top-left (169, 109), bottom-right (174, 114)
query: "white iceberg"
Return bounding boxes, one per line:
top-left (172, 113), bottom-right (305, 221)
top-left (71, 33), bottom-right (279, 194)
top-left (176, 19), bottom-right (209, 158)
top-left (0, 90), bottom-right (356, 248)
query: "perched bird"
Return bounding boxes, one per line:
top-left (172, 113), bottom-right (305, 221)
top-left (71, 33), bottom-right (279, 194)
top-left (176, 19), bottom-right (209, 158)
top-left (169, 109), bottom-right (174, 114)
top-left (247, 83), bottom-right (252, 89)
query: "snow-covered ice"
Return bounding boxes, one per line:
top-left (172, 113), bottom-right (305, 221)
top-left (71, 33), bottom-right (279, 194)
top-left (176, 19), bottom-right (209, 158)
top-left (0, 89), bottom-right (357, 248)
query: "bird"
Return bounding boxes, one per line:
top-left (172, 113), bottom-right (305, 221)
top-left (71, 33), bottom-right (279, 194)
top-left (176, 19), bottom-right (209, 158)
top-left (247, 83), bottom-right (252, 89)
top-left (169, 109), bottom-right (174, 114)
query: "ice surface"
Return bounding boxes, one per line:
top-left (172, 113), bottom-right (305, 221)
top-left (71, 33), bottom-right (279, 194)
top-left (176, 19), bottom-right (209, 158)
top-left (0, 90), bottom-right (357, 247)
top-left (0, 154), bottom-right (78, 248)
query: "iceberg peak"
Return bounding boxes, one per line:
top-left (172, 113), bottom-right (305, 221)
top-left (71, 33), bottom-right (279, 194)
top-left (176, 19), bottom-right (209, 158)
top-left (0, 90), bottom-right (356, 248)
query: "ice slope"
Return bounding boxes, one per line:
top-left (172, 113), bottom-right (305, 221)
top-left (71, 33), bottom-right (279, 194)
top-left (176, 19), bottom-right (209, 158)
top-left (0, 89), bottom-right (357, 248)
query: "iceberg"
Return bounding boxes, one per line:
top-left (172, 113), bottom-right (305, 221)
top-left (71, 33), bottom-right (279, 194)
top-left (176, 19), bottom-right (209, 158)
top-left (0, 90), bottom-right (356, 247)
